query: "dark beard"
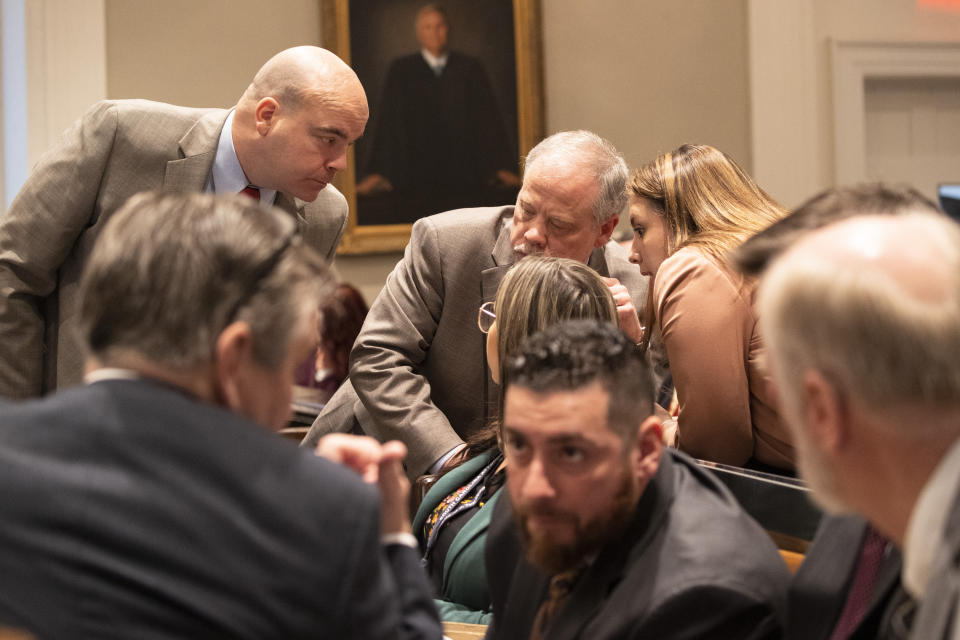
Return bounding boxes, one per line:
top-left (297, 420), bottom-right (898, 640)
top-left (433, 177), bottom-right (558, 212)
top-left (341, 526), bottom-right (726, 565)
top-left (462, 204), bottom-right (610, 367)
top-left (514, 467), bottom-right (638, 575)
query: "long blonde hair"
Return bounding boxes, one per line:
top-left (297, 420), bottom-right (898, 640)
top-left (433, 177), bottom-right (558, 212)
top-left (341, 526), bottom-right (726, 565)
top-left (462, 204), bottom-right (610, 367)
top-left (461, 257), bottom-right (618, 459)
top-left (494, 256), bottom-right (618, 385)
top-left (629, 144), bottom-right (786, 266)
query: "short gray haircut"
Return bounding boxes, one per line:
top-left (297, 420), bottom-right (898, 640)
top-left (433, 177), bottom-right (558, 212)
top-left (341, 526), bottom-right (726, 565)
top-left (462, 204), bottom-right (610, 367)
top-left (759, 212), bottom-right (960, 414)
top-left (524, 130), bottom-right (628, 224)
top-left (78, 192), bottom-right (332, 370)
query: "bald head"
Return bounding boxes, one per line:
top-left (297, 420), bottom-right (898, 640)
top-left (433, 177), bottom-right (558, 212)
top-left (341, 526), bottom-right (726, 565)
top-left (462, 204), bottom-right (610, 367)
top-left (233, 47), bottom-right (368, 202)
top-left (240, 46), bottom-right (366, 114)
top-left (759, 213), bottom-right (960, 414)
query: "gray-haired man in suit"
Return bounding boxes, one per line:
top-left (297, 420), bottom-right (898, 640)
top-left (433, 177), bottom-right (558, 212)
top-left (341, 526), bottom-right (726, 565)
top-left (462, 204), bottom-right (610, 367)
top-left (758, 213), bottom-right (960, 640)
top-left (0, 46), bottom-right (368, 399)
top-left (0, 192), bottom-right (440, 639)
top-left (303, 131), bottom-right (649, 477)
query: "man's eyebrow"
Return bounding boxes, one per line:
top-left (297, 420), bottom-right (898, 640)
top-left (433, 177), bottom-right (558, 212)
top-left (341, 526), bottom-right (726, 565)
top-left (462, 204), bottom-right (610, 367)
top-left (309, 126), bottom-right (347, 139)
top-left (503, 427), bottom-right (591, 445)
top-left (546, 433), bottom-right (592, 446)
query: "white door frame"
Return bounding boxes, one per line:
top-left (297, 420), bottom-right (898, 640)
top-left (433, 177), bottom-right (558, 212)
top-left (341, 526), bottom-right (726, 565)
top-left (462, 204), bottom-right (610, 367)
top-left (832, 40), bottom-right (960, 186)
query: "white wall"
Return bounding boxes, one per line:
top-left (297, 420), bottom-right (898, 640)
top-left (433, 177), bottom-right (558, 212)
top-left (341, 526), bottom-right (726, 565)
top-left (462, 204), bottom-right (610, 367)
top-left (749, 0), bottom-right (960, 207)
top-left (0, 0), bottom-right (106, 204)
top-left (8, 1), bottom-right (960, 294)
top-left (542, 0), bottom-right (752, 172)
top-left (105, 0), bottom-right (320, 107)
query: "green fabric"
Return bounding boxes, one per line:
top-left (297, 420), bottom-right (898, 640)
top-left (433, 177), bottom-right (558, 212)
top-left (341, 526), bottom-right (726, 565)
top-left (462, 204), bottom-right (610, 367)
top-left (413, 449), bottom-right (500, 622)
top-left (435, 598), bottom-right (493, 625)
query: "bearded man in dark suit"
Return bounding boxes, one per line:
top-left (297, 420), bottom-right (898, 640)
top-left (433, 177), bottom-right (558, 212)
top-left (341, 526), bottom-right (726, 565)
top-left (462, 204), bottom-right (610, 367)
top-left (484, 320), bottom-right (790, 639)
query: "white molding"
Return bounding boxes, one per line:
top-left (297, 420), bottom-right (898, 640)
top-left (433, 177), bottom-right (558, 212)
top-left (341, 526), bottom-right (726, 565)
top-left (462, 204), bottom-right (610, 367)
top-left (24, 0), bottom-right (106, 167)
top-left (747, 0), bottom-right (819, 208)
top-left (831, 41), bottom-right (960, 186)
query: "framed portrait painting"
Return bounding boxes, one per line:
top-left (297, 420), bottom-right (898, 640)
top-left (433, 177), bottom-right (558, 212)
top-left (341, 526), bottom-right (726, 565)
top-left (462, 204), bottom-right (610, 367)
top-left (321, 0), bottom-right (545, 254)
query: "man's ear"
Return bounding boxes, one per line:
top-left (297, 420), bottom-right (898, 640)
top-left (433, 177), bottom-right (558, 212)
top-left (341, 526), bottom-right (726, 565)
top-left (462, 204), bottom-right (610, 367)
top-left (802, 370), bottom-right (848, 454)
top-left (632, 415), bottom-right (664, 481)
top-left (254, 97), bottom-right (281, 136)
top-left (213, 321), bottom-right (254, 413)
top-left (596, 214), bottom-right (619, 247)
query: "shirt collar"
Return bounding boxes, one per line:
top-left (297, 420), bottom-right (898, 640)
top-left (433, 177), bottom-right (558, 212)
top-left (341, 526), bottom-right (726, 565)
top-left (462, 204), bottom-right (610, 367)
top-left (84, 368), bottom-right (142, 384)
top-left (421, 49), bottom-right (449, 70)
top-left (206, 110), bottom-right (277, 205)
top-left (902, 437), bottom-right (960, 597)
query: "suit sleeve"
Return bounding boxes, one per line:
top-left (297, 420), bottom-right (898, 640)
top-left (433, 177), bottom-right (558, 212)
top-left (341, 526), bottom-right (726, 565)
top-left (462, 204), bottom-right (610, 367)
top-left (655, 251), bottom-right (755, 466)
top-left (634, 584), bottom-right (783, 640)
top-left (335, 489), bottom-right (442, 640)
top-left (349, 216), bottom-right (465, 475)
top-left (0, 101), bottom-right (118, 399)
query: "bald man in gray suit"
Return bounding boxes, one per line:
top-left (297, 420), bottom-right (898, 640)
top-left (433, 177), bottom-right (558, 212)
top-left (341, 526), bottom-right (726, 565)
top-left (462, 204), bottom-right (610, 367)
top-left (0, 46), bottom-right (368, 400)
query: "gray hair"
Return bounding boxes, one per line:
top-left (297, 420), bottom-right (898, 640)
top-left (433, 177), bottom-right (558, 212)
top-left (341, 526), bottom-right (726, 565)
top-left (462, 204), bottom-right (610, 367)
top-left (524, 130), bottom-right (628, 224)
top-left (78, 192), bottom-right (332, 370)
top-left (759, 212), bottom-right (960, 416)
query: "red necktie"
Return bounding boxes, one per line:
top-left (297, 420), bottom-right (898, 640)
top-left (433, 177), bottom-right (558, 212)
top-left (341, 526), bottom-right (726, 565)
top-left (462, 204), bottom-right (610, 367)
top-left (829, 526), bottom-right (888, 640)
top-left (240, 185), bottom-right (260, 200)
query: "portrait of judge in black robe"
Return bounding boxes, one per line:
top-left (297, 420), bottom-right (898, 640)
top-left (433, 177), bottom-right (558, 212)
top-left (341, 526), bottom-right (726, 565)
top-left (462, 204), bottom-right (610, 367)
top-left (354, 3), bottom-right (520, 225)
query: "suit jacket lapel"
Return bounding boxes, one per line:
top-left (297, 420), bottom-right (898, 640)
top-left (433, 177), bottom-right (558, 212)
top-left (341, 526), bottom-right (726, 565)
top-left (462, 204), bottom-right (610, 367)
top-left (587, 246), bottom-right (612, 278)
top-left (444, 489), bottom-right (502, 589)
top-left (273, 191), bottom-right (313, 239)
top-left (481, 213), bottom-right (516, 301)
top-left (162, 110), bottom-right (228, 193)
top-left (547, 452), bottom-right (678, 640)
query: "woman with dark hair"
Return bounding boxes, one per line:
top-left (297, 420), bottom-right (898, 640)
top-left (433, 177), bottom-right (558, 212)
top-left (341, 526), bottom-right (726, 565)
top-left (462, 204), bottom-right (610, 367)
top-left (295, 283), bottom-right (368, 402)
top-left (628, 143), bottom-right (793, 472)
top-left (412, 256), bottom-right (618, 623)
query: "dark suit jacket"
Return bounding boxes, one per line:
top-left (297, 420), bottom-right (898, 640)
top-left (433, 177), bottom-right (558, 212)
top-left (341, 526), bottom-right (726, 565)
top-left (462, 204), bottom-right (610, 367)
top-left (0, 379), bottom-right (440, 640)
top-left (484, 450), bottom-right (790, 639)
top-left (0, 99), bottom-right (348, 399)
top-left (303, 206), bottom-right (649, 475)
top-left (788, 515), bottom-right (904, 640)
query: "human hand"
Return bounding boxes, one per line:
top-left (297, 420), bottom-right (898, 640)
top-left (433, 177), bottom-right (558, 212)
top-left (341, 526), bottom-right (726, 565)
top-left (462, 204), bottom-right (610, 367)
top-left (602, 277), bottom-right (644, 344)
top-left (315, 433), bottom-right (387, 483)
top-left (495, 169), bottom-right (521, 187)
top-left (661, 417), bottom-right (679, 447)
top-left (377, 440), bottom-right (413, 535)
top-left (315, 435), bottom-right (412, 534)
top-left (356, 173), bottom-right (393, 196)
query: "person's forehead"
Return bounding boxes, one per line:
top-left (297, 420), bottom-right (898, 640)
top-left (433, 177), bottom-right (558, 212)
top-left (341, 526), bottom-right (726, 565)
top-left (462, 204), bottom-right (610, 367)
top-left (520, 163), bottom-right (600, 220)
top-left (298, 98), bottom-right (367, 140)
top-left (504, 383), bottom-right (612, 438)
top-left (628, 199), bottom-right (656, 223)
top-left (417, 10), bottom-right (447, 26)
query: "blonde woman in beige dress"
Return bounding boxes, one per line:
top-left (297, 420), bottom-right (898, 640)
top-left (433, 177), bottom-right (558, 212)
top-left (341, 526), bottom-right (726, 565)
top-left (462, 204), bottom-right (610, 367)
top-left (627, 144), bottom-right (794, 472)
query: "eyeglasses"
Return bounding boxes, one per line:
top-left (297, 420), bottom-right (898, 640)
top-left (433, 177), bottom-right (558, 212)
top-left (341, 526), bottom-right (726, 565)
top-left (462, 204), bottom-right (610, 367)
top-left (477, 301), bottom-right (496, 333)
top-left (223, 231), bottom-right (298, 324)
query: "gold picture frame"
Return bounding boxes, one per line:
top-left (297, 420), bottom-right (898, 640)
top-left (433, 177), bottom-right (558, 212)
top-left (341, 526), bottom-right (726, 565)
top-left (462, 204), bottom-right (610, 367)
top-left (322, 0), bottom-right (545, 254)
